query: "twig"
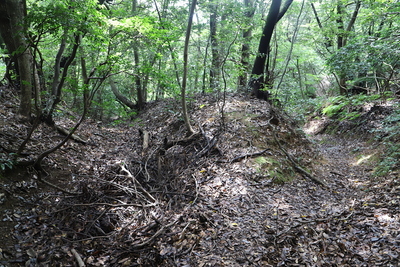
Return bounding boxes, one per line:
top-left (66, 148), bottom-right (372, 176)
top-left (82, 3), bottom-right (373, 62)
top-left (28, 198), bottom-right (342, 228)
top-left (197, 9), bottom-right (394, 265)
top-left (162, 133), bottom-right (201, 152)
top-left (191, 174), bottom-right (199, 205)
top-left (55, 125), bottom-right (87, 144)
top-left (71, 248), bottom-right (85, 267)
top-left (70, 202), bottom-right (156, 208)
top-left (120, 164), bottom-right (157, 203)
top-left (144, 147), bottom-right (157, 182)
top-left (85, 207), bottom-right (109, 235)
top-left (130, 218), bottom-right (179, 249)
top-left (195, 134), bottom-right (219, 158)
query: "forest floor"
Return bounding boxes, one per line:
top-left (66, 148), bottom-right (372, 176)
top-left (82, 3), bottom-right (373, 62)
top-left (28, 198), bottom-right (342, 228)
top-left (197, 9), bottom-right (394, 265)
top-left (1, 86), bottom-right (399, 266)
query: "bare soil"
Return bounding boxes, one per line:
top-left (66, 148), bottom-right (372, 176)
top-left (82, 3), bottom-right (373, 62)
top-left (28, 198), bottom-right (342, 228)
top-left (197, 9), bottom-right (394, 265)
top-left (1, 88), bottom-right (399, 266)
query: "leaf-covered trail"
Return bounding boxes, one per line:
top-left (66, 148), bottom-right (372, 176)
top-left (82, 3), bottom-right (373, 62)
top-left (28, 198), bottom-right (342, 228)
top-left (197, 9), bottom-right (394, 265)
top-left (1, 93), bottom-right (399, 266)
top-left (183, 130), bottom-right (399, 266)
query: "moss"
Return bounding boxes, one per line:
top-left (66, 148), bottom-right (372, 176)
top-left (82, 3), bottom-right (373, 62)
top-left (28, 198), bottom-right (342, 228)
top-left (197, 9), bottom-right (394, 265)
top-left (251, 156), bottom-right (295, 184)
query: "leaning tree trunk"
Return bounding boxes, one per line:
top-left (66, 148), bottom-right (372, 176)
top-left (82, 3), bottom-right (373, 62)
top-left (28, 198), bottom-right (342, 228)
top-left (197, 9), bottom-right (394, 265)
top-left (109, 78), bottom-right (137, 109)
top-left (248, 0), bottom-right (293, 101)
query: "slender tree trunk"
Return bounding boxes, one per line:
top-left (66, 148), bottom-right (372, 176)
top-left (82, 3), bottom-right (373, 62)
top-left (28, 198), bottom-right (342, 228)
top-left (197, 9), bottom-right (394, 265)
top-left (181, 0), bottom-right (196, 135)
top-left (201, 36), bottom-right (210, 93)
top-left (311, 2), bottom-right (333, 49)
top-left (276, 0), bottom-right (305, 92)
top-left (336, 0), bottom-right (361, 95)
top-left (17, 47), bottom-right (33, 119)
top-left (110, 78), bottom-right (137, 109)
top-left (209, 3), bottom-right (220, 91)
top-left (132, 0), bottom-right (145, 110)
top-left (153, 0), bottom-right (182, 89)
top-left (238, 0), bottom-right (255, 92)
top-left (43, 34), bottom-right (80, 124)
top-left (133, 48), bottom-right (144, 109)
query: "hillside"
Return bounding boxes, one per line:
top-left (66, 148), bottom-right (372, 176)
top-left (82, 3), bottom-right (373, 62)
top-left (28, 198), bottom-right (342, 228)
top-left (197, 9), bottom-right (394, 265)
top-left (1, 87), bottom-right (399, 266)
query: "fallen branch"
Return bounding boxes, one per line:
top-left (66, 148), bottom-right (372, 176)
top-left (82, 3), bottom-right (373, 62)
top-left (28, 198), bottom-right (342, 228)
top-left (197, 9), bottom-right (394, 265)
top-left (162, 133), bottom-right (202, 153)
top-left (130, 218), bottom-right (179, 249)
top-left (217, 148), bottom-right (272, 163)
top-left (120, 164), bottom-right (157, 203)
top-left (71, 248), bottom-right (85, 267)
top-left (195, 134), bottom-right (219, 158)
top-left (56, 125), bottom-right (87, 144)
top-left (271, 130), bottom-right (328, 187)
top-left (70, 202), bottom-right (156, 208)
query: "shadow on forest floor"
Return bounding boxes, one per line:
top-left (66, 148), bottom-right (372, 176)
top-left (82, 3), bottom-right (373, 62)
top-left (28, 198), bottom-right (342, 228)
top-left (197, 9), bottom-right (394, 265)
top-left (1, 87), bottom-right (399, 266)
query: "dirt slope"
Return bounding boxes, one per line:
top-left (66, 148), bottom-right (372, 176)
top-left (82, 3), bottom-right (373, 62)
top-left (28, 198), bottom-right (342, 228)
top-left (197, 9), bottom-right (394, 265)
top-left (1, 89), bottom-right (399, 266)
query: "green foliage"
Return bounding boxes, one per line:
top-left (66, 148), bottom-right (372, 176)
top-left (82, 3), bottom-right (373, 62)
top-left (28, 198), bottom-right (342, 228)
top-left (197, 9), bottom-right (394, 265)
top-left (322, 96), bottom-right (348, 118)
top-left (321, 94), bottom-right (390, 120)
top-left (327, 35), bottom-right (400, 91)
top-left (0, 153), bottom-right (15, 172)
top-left (372, 104), bottom-right (400, 176)
top-left (13, 0), bottom-right (400, 124)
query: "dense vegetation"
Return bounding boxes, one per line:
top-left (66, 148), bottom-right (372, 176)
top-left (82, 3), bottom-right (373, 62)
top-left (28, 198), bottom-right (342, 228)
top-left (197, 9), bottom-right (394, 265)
top-left (2, 0), bottom-right (398, 173)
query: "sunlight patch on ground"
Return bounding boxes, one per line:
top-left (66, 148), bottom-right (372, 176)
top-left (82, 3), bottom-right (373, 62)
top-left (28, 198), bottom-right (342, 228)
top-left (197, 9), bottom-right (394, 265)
top-left (304, 118), bottom-right (328, 135)
top-left (374, 213), bottom-right (397, 224)
top-left (352, 154), bottom-right (374, 166)
top-left (201, 173), bottom-right (248, 198)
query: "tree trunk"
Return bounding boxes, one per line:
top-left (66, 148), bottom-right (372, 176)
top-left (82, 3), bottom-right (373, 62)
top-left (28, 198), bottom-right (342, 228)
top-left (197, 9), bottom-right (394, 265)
top-left (133, 48), bottom-right (144, 109)
top-left (43, 34), bottom-right (80, 124)
top-left (181, 0), bottom-right (196, 135)
top-left (238, 0), bottom-right (255, 92)
top-left (336, 0), bottom-right (361, 95)
top-left (249, 0), bottom-right (288, 100)
top-left (209, 3), bottom-right (220, 91)
top-left (132, 0), bottom-right (145, 110)
top-left (0, 0), bottom-right (32, 119)
top-left (110, 78), bottom-right (137, 109)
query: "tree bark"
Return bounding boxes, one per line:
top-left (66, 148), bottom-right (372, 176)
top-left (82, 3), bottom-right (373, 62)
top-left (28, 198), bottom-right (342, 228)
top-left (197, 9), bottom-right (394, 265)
top-left (248, 0), bottom-right (293, 100)
top-left (43, 34), bottom-right (81, 124)
top-left (132, 0), bottom-right (145, 110)
top-left (311, 2), bottom-right (333, 49)
top-left (181, 0), bottom-right (196, 135)
top-left (109, 78), bottom-right (137, 109)
top-left (336, 0), bottom-right (361, 95)
top-left (238, 0), bottom-right (255, 92)
top-left (209, 2), bottom-right (220, 91)
top-left (133, 48), bottom-right (144, 109)
top-left (0, 0), bottom-right (32, 119)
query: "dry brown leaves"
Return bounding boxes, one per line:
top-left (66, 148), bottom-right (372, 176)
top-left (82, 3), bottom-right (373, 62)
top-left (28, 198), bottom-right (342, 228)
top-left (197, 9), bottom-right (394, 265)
top-left (1, 89), bottom-right (399, 266)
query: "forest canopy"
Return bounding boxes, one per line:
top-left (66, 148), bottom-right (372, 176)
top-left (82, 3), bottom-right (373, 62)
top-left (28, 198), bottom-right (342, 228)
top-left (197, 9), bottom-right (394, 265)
top-left (0, 0), bottom-right (398, 122)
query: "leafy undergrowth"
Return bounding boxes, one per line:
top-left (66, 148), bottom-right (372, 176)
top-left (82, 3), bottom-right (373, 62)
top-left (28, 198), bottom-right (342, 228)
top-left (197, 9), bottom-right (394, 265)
top-left (305, 93), bottom-right (400, 176)
top-left (1, 87), bottom-right (399, 266)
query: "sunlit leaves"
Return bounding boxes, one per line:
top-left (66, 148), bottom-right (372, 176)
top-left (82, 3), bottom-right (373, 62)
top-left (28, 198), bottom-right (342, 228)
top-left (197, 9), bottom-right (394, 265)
top-left (27, 0), bottom-right (106, 38)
